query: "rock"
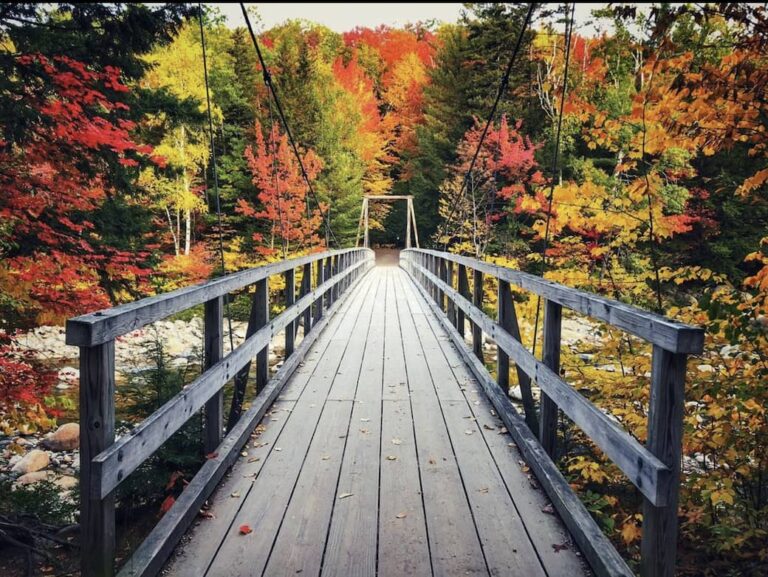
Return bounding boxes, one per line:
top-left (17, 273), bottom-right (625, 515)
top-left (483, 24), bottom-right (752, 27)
top-left (54, 475), bottom-right (78, 490)
top-left (697, 364), bottom-right (714, 373)
top-left (56, 383), bottom-right (72, 391)
top-left (11, 450), bottom-right (50, 474)
top-left (8, 455), bottom-right (22, 468)
top-left (42, 423), bottom-right (80, 451)
top-left (58, 366), bottom-right (79, 382)
top-left (596, 364), bottom-right (616, 373)
top-left (15, 471), bottom-right (49, 486)
top-left (578, 353), bottom-right (594, 362)
top-left (170, 357), bottom-right (188, 369)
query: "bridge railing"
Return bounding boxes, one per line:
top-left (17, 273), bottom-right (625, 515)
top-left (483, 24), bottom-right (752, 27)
top-left (401, 248), bottom-right (704, 577)
top-left (66, 248), bottom-right (374, 577)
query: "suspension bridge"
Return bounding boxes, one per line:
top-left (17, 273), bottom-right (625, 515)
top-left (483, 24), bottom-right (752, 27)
top-left (65, 4), bottom-right (704, 577)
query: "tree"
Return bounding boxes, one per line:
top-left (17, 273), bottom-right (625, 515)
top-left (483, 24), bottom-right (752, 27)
top-left (238, 121), bottom-right (325, 258)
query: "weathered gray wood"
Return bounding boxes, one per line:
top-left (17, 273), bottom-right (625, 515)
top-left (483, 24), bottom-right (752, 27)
top-left (411, 260), bottom-right (671, 506)
top-left (412, 288), bottom-right (585, 576)
top-left (540, 300), bottom-right (562, 457)
top-left (321, 271), bottom-right (387, 575)
top-left (457, 263), bottom-right (469, 338)
top-left (510, 299), bottom-right (539, 434)
top-left (208, 274), bottom-right (380, 577)
top-left (403, 249), bottom-right (704, 354)
top-left (402, 265), bottom-right (633, 577)
top-left (117, 261), bottom-right (373, 577)
top-left (446, 260), bottom-right (455, 324)
top-left (302, 262), bottom-right (312, 336)
top-left (399, 274), bottom-right (547, 575)
top-left (80, 341), bottom-right (116, 577)
top-left (497, 280), bottom-right (511, 392)
top-left (472, 268), bottom-right (484, 361)
top-left (93, 259), bottom-right (369, 499)
top-left (314, 258), bottom-right (324, 325)
top-left (203, 297), bottom-right (223, 455)
top-left (67, 249), bottom-right (370, 347)
top-left (284, 268), bottom-right (295, 357)
top-left (394, 271), bottom-right (488, 576)
top-left (254, 278), bottom-right (269, 393)
top-left (641, 346), bottom-right (687, 577)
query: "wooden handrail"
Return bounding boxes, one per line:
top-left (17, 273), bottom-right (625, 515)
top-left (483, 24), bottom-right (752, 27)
top-left (66, 248), bottom-right (366, 347)
top-left (400, 249), bottom-right (704, 577)
top-left (69, 248), bottom-right (374, 577)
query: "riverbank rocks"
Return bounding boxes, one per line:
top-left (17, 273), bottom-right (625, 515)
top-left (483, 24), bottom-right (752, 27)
top-left (42, 423), bottom-right (80, 451)
top-left (11, 449), bottom-right (50, 474)
top-left (16, 471), bottom-right (50, 485)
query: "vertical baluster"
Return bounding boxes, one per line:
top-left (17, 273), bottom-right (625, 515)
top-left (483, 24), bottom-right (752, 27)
top-left (540, 299), bottom-right (562, 457)
top-left (445, 260), bottom-right (455, 324)
top-left (284, 269), bottom-right (295, 358)
top-left (314, 258), bottom-right (324, 325)
top-left (80, 341), bottom-right (116, 577)
top-left (457, 264), bottom-right (469, 338)
top-left (302, 262), bottom-right (312, 336)
top-left (472, 269), bottom-right (484, 361)
top-left (254, 277), bottom-right (269, 393)
top-left (640, 346), bottom-right (687, 577)
top-left (203, 297), bottom-right (223, 454)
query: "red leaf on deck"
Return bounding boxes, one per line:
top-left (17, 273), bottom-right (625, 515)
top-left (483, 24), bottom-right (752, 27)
top-left (239, 524), bottom-right (253, 535)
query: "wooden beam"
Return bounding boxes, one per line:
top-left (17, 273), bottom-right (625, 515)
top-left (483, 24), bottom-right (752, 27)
top-left (540, 300), bottom-right (561, 457)
top-left (411, 260), bottom-right (671, 506)
top-left (80, 341), bottom-right (116, 577)
top-left (472, 268), bottom-right (483, 361)
top-left (114, 262), bottom-right (372, 577)
top-left (640, 346), bottom-right (687, 577)
top-left (405, 250), bottom-right (704, 354)
top-left (457, 264), bottom-right (469, 338)
top-left (284, 269), bottom-right (295, 357)
top-left (301, 262), bottom-right (312, 336)
top-left (203, 297), bottom-right (224, 455)
top-left (66, 249), bottom-right (368, 347)
top-left (254, 278), bottom-right (269, 393)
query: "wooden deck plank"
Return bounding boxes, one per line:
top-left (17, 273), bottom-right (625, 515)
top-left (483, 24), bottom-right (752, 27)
top-left (397, 271), bottom-right (547, 576)
top-left (166, 266), bottom-right (590, 577)
top-left (393, 270), bottom-right (489, 576)
top-left (257, 272), bottom-right (385, 577)
top-left (320, 269), bottom-right (388, 575)
top-left (404, 272), bottom-right (589, 576)
top-left (202, 273), bottom-right (381, 576)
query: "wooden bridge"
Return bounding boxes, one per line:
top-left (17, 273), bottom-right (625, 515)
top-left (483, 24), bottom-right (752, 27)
top-left (66, 248), bottom-right (704, 577)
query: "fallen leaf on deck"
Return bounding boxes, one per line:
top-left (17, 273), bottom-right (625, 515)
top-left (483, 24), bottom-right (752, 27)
top-left (428, 458), bottom-right (437, 465)
top-left (338, 492), bottom-right (354, 499)
top-left (231, 491), bottom-right (240, 498)
top-left (205, 452), bottom-right (219, 460)
top-left (274, 447), bottom-right (283, 452)
top-left (199, 510), bottom-right (215, 519)
top-left (241, 451), bottom-right (248, 457)
top-left (247, 457), bottom-right (260, 463)
top-left (386, 455), bottom-right (398, 461)
top-left (396, 512), bottom-right (407, 519)
top-left (159, 495), bottom-right (175, 515)
top-left (483, 424), bottom-right (495, 430)
top-left (499, 427), bottom-right (508, 434)
top-left (464, 429), bottom-right (473, 435)
top-left (552, 543), bottom-right (569, 553)
top-left (239, 524), bottom-right (252, 535)
top-left (541, 505), bottom-right (555, 515)
top-left (478, 487), bottom-right (489, 494)
top-left (359, 428), bottom-right (369, 434)
top-left (391, 438), bottom-right (402, 445)
top-left (360, 418), bottom-right (370, 422)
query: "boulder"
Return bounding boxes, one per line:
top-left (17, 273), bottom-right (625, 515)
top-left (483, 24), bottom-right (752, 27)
top-left (42, 423), bottom-right (80, 451)
top-left (11, 449), bottom-right (50, 474)
top-left (54, 475), bottom-right (78, 490)
top-left (15, 471), bottom-right (49, 486)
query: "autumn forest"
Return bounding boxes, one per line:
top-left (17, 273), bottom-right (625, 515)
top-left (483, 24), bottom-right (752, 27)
top-left (1, 3), bottom-right (767, 576)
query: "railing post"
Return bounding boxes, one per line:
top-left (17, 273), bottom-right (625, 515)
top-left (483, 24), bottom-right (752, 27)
top-left (641, 346), bottom-right (687, 577)
top-left (203, 297), bottom-right (223, 455)
top-left (457, 264), bottom-right (469, 338)
top-left (302, 262), bottom-right (312, 336)
top-left (445, 260), bottom-right (455, 325)
top-left (330, 255), bottom-right (338, 304)
top-left (80, 340), bottom-right (116, 577)
top-left (540, 299), bottom-right (562, 457)
top-left (472, 269), bottom-right (484, 361)
top-left (284, 269), bottom-right (295, 358)
top-left (438, 258), bottom-right (447, 313)
top-left (497, 280), bottom-right (511, 392)
top-left (255, 277), bottom-right (269, 393)
top-left (314, 258), bottom-right (324, 325)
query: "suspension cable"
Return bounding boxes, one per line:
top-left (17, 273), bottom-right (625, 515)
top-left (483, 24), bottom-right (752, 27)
top-left (531, 2), bottom-right (575, 356)
top-left (198, 4), bottom-right (235, 353)
top-left (239, 3), bottom-right (339, 248)
top-left (440, 3), bottom-right (535, 250)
